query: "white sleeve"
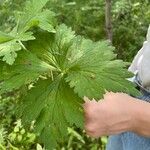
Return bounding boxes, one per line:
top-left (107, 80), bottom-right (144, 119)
top-left (128, 25), bottom-right (150, 88)
top-left (128, 46), bottom-right (144, 74)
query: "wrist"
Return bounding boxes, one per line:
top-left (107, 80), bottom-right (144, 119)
top-left (125, 97), bottom-right (141, 132)
top-left (129, 99), bottom-right (150, 136)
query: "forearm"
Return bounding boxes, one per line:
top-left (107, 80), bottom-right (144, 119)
top-left (132, 99), bottom-right (150, 137)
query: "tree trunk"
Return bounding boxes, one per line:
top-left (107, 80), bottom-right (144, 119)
top-left (105, 0), bottom-right (113, 43)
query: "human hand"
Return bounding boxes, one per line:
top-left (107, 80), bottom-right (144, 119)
top-left (83, 92), bottom-right (137, 138)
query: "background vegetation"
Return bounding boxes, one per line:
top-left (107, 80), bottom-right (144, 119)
top-left (0, 0), bottom-right (149, 149)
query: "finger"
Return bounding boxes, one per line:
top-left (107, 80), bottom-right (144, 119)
top-left (84, 124), bottom-right (101, 138)
top-left (86, 130), bottom-right (97, 137)
top-left (87, 132), bottom-right (101, 138)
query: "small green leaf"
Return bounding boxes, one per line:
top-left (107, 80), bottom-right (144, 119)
top-left (0, 41), bottom-right (21, 65)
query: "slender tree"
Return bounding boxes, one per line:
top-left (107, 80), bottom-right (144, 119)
top-left (105, 0), bottom-right (113, 42)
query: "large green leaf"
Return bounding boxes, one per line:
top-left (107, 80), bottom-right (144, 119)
top-left (17, 25), bottom-right (139, 148)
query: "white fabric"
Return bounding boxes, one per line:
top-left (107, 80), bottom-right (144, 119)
top-left (128, 25), bottom-right (150, 89)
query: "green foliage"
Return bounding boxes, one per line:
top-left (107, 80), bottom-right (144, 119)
top-left (112, 0), bottom-right (150, 61)
top-left (0, 94), bottom-right (39, 150)
top-left (0, 30), bottom-right (35, 65)
top-left (8, 120), bottom-right (36, 149)
top-left (46, 0), bottom-right (150, 62)
top-left (56, 127), bottom-right (107, 150)
top-left (0, 51), bottom-right (56, 95)
top-left (17, 0), bottom-right (56, 33)
top-left (0, 94), bottom-right (107, 150)
top-left (1, 0), bottom-right (150, 62)
top-left (0, 0), bottom-right (142, 149)
top-left (47, 0), bottom-right (106, 41)
top-left (0, 0), bottom-right (55, 65)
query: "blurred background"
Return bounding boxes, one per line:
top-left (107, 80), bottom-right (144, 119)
top-left (0, 0), bottom-right (150, 149)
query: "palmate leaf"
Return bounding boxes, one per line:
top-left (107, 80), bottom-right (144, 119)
top-left (1, 23), bottom-right (139, 149)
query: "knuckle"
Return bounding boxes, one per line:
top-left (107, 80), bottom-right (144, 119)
top-left (86, 129), bottom-right (100, 138)
top-left (87, 132), bottom-right (97, 138)
top-left (85, 124), bottom-right (95, 133)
